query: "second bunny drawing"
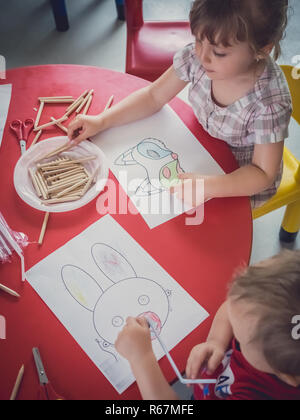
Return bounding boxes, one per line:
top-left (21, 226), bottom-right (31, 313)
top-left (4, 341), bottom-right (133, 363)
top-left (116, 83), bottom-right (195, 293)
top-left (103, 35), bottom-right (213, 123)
top-left (26, 214), bottom-right (209, 394)
top-left (62, 243), bottom-right (172, 361)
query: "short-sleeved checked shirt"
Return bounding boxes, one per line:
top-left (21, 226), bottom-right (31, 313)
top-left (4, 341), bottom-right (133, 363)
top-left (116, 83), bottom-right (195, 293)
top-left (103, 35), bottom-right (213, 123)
top-left (173, 43), bottom-right (293, 208)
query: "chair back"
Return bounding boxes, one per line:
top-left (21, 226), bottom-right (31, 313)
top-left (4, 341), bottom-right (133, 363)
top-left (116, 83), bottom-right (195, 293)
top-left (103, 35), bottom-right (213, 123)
top-left (280, 65), bottom-right (300, 125)
top-left (125, 0), bottom-right (144, 30)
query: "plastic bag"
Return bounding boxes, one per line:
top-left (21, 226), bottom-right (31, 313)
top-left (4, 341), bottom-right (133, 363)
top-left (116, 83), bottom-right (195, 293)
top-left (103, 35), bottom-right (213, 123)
top-left (0, 212), bottom-right (28, 264)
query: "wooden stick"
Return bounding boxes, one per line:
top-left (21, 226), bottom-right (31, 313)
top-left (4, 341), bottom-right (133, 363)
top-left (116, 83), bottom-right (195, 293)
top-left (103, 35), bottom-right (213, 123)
top-left (82, 94), bottom-right (93, 115)
top-left (38, 212), bottom-right (50, 245)
top-left (39, 164), bottom-right (80, 172)
top-left (104, 95), bottom-right (114, 111)
top-left (10, 365), bottom-right (24, 401)
top-left (38, 96), bottom-right (73, 100)
top-left (66, 90), bottom-right (89, 112)
top-left (50, 117), bottom-right (68, 133)
top-left (34, 101), bottom-right (44, 128)
top-left (34, 174), bottom-right (47, 200)
top-left (48, 171), bottom-right (87, 184)
top-left (65, 97), bottom-right (85, 117)
top-left (42, 196), bottom-right (81, 204)
top-left (48, 179), bottom-right (88, 194)
top-left (40, 99), bottom-right (74, 103)
top-left (46, 168), bottom-right (85, 182)
top-left (0, 282), bottom-right (20, 298)
top-left (35, 171), bottom-right (48, 199)
top-left (30, 130), bottom-right (42, 148)
top-left (36, 141), bottom-right (74, 161)
top-left (42, 166), bottom-right (80, 176)
top-left (53, 156), bottom-right (97, 166)
top-left (34, 115), bottom-right (68, 132)
top-left (80, 166), bottom-right (100, 196)
top-left (37, 157), bottom-right (71, 168)
top-left (56, 178), bottom-right (88, 198)
top-left (39, 156), bottom-right (96, 168)
top-left (48, 175), bottom-right (88, 192)
top-left (76, 89), bottom-right (94, 114)
top-left (28, 168), bottom-right (42, 197)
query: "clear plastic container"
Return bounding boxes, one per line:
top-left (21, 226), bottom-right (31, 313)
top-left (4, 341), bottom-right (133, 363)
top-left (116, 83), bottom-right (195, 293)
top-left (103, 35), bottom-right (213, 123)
top-left (0, 212), bottom-right (28, 264)
top-left (13, 136), bottom-right (109, 213)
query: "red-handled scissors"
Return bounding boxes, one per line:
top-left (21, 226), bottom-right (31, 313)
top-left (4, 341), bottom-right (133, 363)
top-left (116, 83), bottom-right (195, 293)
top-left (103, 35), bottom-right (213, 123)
top-left (10, 118), bottom-right (34, 155)
top-left (32, 347), bottom-right (65, 400)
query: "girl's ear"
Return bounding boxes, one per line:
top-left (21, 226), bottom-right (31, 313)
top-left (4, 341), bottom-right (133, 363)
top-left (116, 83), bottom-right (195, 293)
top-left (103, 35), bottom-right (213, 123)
top-left (257, 43), bottom-right (274, 59)
top-left (62, 265), bottom-right (103, 311)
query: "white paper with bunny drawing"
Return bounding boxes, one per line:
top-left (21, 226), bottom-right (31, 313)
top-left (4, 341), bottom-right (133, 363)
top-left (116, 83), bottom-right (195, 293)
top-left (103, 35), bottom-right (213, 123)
top-left (26, 215), bottom-right (209, 394)
top-left (92, 105), bottom-right (225, 229)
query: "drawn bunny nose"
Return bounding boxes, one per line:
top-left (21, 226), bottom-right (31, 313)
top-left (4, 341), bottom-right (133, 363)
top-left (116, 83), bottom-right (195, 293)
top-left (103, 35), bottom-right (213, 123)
top-left (139, 311), bottom-right (162, 340)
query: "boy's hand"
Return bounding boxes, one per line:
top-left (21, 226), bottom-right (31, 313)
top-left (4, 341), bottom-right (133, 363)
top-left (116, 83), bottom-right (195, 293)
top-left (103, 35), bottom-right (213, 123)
top-left (67, 114), bottom-right (103, 145)
top-left (186, 342), bottom-right (225, 380)
top-left (115, 317), bottom-right (153, 365)
top-left (170, 173), bottom-right (212, 208)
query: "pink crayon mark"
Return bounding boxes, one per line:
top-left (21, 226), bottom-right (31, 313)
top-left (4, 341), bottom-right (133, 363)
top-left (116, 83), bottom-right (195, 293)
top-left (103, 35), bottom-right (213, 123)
top-left (104, 253), bottom-right (119, 267)
top-left (176, 162), bottom-right (184, 174)
top-left (172, 153), bottom-right (178, 160)
top-left (163, 167), bottom-right (171, 179)
top-left (139, 311), bottom-right (162, 340)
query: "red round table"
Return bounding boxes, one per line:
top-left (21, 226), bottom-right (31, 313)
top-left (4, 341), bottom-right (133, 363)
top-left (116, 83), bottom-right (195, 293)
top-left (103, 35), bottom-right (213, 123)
top-left (0, 65), bottom-right (252, 400)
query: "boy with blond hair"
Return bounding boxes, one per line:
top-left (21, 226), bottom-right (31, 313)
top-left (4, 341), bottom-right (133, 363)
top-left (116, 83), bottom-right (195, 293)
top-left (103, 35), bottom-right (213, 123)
top-left (115, 250), bottom-right (300, 400)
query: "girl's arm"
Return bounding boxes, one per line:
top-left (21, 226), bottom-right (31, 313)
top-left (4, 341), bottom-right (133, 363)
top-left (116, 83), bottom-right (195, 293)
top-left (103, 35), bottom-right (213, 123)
top-left (173, 141), bottom-right (284, 207)
top-left (205, 141), bottom-right (284, 200)
top-left (68, 66), bottom-right (188, 143)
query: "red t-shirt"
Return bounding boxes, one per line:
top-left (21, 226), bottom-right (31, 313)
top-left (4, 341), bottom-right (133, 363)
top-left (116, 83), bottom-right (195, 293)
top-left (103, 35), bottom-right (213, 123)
top-left (194, 340), bottom-right (300, 400)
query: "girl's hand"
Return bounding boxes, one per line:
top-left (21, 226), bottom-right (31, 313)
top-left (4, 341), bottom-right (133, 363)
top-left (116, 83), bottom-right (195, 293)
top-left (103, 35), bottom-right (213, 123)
top-left (115, 317), bottom-right (153, 365)
top-left (170, 173), bottom-right (212, 208)
top-left (186, 342), bottom-right (225, 381)
top-left (67, 114), bottom-right (104, 145)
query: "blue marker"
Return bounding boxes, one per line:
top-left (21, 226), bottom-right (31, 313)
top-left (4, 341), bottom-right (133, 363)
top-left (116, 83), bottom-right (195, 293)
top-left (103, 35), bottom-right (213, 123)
top-left (146, 316), bottom-right (217, 386)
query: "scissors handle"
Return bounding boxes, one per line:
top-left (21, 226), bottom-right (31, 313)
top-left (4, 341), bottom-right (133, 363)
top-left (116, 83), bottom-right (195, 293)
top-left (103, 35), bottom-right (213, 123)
top-left (10, 120), bottom-right (23, 140)
top-left (38, 383), bottom-right (64, 400)
top-left (22, 118), bottom-right (34, 141)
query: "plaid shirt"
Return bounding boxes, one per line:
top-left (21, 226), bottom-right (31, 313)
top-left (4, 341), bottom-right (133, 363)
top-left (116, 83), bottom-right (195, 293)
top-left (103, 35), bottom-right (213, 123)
top-left (173, 43), bottom-right (293, 208)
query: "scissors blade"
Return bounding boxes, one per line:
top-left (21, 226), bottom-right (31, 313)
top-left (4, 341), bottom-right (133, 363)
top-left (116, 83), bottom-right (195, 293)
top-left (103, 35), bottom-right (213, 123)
top-left (20, 140), bottom-right (26, 155)
top-left (32, 348), bottom-right (49, 385)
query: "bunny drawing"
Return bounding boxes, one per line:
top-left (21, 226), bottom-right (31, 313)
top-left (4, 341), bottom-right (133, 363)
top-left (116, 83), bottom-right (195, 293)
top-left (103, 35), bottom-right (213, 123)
top-left (115, 138), bottom-right (185, 196)
top-left (61, 243), bottom-right (172, 361)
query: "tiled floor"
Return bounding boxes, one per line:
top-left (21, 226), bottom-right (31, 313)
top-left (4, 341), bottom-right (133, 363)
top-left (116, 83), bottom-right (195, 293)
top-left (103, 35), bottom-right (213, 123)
top-left (1, 0), bottom-right (299, 400)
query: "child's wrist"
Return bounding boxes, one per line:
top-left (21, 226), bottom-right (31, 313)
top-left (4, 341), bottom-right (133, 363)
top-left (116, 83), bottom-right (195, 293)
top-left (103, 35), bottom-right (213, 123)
top-left (204, 175), bottom-right (220, 200)
top-left (206, 338), bottom-right (228, 354)
top-left (94, 113), bottom-right (105, 130)
top-left (129, 350), bottom-right (156, 373)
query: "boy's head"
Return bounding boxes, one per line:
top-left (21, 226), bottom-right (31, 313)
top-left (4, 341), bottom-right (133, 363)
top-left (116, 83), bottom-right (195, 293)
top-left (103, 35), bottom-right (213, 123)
top-left (227, 250), bottom-right (300, 386)
top-left (189, 0), bottom-right (289, 80)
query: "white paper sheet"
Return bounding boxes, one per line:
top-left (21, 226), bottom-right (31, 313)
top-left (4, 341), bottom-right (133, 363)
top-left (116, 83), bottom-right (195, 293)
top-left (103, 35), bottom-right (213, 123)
top-left (0, 84), bottom-right (12, 148)
top-left (92, 105), bottom-right (225, 229)
top-left (26, 215), bottom-right (209, 394)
